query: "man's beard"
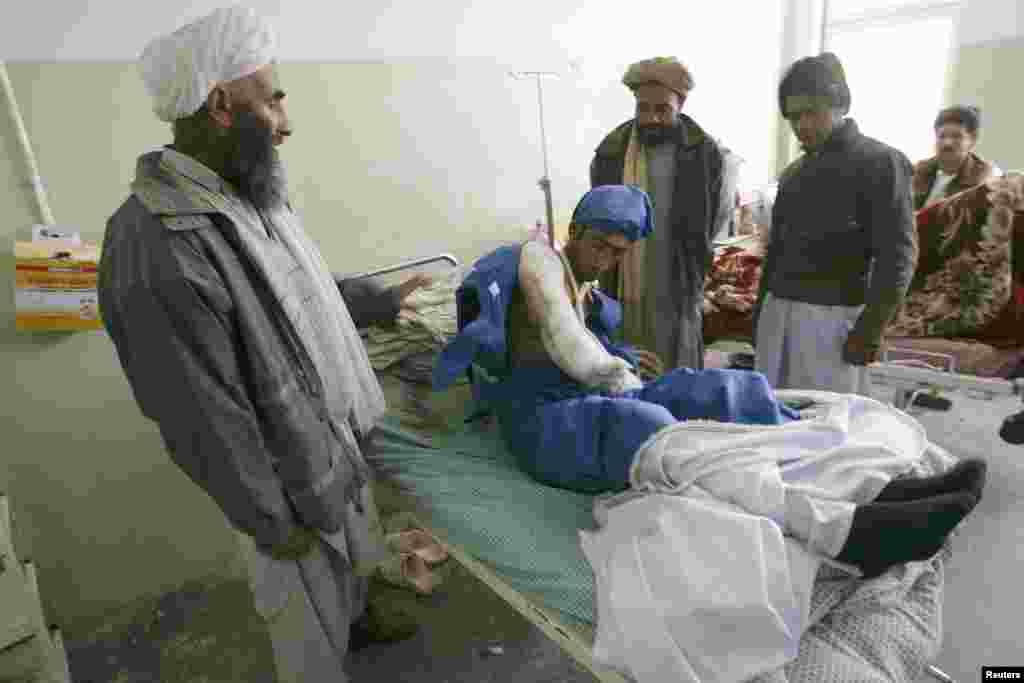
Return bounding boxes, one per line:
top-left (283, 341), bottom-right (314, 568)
top-left (637, 121), bottom-right (678, 146)
top-left (222, 109), bottom-right (288, 211)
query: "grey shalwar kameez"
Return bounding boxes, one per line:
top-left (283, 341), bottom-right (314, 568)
top-left (642, 141), bottom-right (680, 370)
top-left (99, 148), bottom-right (390, 682)
top-left (591, 115), bottom-right (724, 370)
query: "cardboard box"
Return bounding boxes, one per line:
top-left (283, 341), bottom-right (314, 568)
top-left (14, 240), bottom-right (101, 332)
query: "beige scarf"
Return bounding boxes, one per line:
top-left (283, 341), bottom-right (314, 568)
top-left (620, 125), bottom-right (653, 349)
top-left (158, 158), bottom-right (387, 443)
top-left (146, 151), bottom-right (388, 576)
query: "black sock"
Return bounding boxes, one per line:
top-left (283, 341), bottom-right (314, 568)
top-left (835, 491), bottom-right (978, 579)
top-left (874, 458), bottom-right (987, 503)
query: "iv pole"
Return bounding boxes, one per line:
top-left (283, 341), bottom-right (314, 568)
top-left (510, 71), bottom-right (559, 248)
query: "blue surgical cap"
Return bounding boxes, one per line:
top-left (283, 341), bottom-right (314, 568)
top-left (571, 185), bottom-right (653, 242)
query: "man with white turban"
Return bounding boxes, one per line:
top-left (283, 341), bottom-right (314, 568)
top-left (99, 6), bottom-right (423, 681)
top-left (591, 56), bottom-right (727, 373)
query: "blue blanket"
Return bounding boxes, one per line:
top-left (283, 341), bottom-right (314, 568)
top-left (488, 365), bottom-right (797, 493)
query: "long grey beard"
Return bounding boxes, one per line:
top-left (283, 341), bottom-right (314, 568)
top-left (244, 154), bottom-right (288, 211)
top-left (229, 150), bottom-right (288, 212)
top-left (223, 111), bottom-right (289, 211)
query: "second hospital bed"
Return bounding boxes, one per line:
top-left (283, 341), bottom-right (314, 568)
top-left (342, 252), bottom-right (1001, 683)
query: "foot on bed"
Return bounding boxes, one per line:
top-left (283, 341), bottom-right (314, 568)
top-left (873, 458), bottom-right (987, 504)
top-left (836, 491), bottom-right (979, 579)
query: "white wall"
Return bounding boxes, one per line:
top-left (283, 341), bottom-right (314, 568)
top-left (3, 0), bottom-right (771, 64)
top-left (0, 0), bottom-right (786, 184)
top-left (949, 0), bottom-right (1024, 169)
top-left (956, 0), bottom-right (1022, 45)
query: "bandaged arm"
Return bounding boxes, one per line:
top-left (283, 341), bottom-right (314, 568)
top-left (519, 241), bottom-right (642, 394)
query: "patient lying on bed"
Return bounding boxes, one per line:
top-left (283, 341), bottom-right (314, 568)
top-left (434, 185), bottom-right (986, 579)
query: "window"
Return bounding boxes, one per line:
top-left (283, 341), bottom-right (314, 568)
top-left (823, 0), bottom-right (962, 163)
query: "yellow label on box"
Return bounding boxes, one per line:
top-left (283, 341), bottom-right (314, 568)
top-left (14, 241), bottom-right (102, 332)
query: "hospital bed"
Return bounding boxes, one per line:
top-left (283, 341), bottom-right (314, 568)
top-left (344, 251), bottom-right (1022, 683)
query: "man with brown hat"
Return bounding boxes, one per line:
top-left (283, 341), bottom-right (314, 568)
top-left (591, 56), bottom-right (726, 372)
top-left (754, 52), bottom-right (917, 393)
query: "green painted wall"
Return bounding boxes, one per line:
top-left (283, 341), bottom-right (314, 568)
top-left (948, 35), bottom-right (1024, 171)
top-left (2, 64), bottom-right (243, 635)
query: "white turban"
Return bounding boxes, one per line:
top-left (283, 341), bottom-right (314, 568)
top-left (139, 5), bottom-right (277, 123)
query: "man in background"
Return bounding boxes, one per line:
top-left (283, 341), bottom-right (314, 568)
top-left (591, 56), bottom-right (725, 371)
top-left (754, 52), bottom-right (917, 393)
top-left (714, 143), bottom-right (746, 241)
top-left (913, 105), bottom-right (999, 210)
top-left (99, 7), bottom-right (420, 681)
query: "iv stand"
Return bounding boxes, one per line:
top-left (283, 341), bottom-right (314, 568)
top-left (511, 71), bottom-right (559, 248)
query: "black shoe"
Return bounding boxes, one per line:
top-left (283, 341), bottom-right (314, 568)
top-left (349, 602), bottom-right (419, 652)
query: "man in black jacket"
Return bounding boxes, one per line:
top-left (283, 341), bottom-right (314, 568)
top-left (591, 56), bottom-right (724, 371)
top-left (754, 52), bottom-right (917, 393)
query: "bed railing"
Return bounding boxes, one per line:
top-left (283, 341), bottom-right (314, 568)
top-left (866, 359), bottom-right (1024, 445)
top-left (865, 362), bottom-right (1024, 403)
top-left (343, 253), bottom-right (459, 281)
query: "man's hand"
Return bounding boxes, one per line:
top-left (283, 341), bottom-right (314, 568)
top-left (395, 273), bottom-right (434, 310)
top-left (266, 525), bottom-right (320, 562)
top-left (842, 333), bottom-right (881, 366)
top-left (632, 348), bottom-right (665, 381)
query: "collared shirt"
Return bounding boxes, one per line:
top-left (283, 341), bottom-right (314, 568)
top-left (926, 169), bottom-right (955, 206)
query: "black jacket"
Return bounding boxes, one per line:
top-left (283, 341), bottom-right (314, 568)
top-left (757, 119), bottom-right (917, 345)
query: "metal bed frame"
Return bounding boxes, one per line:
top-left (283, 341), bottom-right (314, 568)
top-left (343, 253), bottom-right (459, 281)
top-left (864, 349), bottom-right (1024, 411)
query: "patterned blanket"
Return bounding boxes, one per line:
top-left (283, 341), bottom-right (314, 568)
top-left (888, 176), bottom-right (1020, 338)
top-left (703, 175), bottom-right (1024, 375)
top-left (363, 268), bottom-right (463, 376)
top-left (703, 243), bottom-right (764, 343)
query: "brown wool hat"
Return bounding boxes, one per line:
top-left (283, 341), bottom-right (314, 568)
top-left (778, 52), bottom-right (851, 117)
top-left (623, 57), bottom-right (694, 98)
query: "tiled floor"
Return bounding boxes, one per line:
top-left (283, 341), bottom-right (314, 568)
top-left (64, 564), bottom-right (595, 683)
top-left (907, 393), bottom-right (1024, 683)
